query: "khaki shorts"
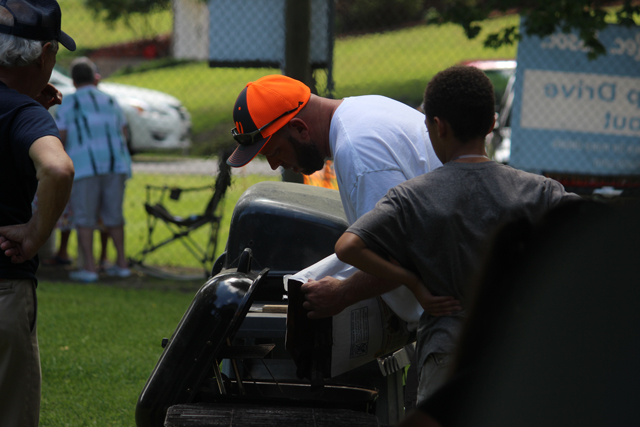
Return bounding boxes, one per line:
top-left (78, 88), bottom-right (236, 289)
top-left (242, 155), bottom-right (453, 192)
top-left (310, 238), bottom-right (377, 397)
top-left (71, 173), bottom-right (127, 228)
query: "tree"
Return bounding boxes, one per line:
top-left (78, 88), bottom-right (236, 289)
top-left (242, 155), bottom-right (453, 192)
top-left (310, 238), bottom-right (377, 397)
top-left (425, 0), bottom-right (640, 58)
top-left (335, 0), bottom-right (426, 35)
top-left (84, 0), bottom-right (170, 36)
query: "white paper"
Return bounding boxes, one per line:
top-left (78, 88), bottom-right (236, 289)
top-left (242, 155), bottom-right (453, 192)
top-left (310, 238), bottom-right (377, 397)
top-left (289, 253), bottom-right (422, 331)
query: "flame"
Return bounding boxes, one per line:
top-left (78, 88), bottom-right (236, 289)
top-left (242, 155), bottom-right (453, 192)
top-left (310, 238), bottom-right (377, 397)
top-left (303, 160), bottom-right (338, 190)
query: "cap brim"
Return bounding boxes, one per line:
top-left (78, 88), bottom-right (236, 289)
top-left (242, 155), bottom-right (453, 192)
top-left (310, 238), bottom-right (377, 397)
top-left (59, 31), bottom-right (76, 51)
top-left (227, 135), bottom-right (271, 168)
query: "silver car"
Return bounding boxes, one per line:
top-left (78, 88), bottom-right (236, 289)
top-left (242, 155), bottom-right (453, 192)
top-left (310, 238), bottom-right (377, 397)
top-left (49, 66), bottom-right (192, 153)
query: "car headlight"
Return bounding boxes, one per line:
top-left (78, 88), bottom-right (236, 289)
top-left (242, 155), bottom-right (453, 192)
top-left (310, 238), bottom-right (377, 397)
top-left (172, 105), bottom-right (190, 121)
top-left (121, 97), bottom-right (167, 116)
top-left (119, 97), bottom-right (149, 114)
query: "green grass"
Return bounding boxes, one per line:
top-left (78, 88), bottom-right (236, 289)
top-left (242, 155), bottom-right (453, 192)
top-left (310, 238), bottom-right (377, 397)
top-left (328, 16), bottom-right (518, 105)
top-left (38, 283), bottom-right (197, 427)
top-left (57, 0), bottom-right (172, 53)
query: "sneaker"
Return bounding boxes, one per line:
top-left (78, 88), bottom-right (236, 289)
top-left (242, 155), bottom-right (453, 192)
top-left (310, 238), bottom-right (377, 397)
top-left (99, 260), bottom-right (114, 273)
top-left (69, 269), bottom-right (98, 283)
top-left (105, 265), bottom-right (132, 278)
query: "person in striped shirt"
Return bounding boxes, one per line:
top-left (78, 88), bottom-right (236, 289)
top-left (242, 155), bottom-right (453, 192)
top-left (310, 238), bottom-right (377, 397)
top-left (55, 57), bottom-right (132, 282)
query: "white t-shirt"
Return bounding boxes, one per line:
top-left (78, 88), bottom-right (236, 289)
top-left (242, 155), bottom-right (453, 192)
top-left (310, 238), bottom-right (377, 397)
top-left (292, 95), bottom-right (442, 328)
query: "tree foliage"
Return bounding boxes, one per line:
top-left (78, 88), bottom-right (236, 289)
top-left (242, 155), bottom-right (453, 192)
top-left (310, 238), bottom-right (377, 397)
top-left (335, 0), bottom-right (426, 35)
top-left (425, 0), bottom-right (640, 58)
top-left (83, 0), bottom-right (171, 35)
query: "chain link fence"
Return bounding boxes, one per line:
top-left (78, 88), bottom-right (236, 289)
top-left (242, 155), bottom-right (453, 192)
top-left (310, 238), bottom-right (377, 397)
top-left (46, 0), bottom-right (638, 276)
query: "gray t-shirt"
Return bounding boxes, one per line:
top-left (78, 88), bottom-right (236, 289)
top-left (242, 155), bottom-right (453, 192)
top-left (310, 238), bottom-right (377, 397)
top-left (347, 161), bottom-right (581, 372)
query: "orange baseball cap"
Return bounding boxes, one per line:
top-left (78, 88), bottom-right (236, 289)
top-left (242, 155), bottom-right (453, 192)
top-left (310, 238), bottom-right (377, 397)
top-left (227, 75), bottom-right (311, 167)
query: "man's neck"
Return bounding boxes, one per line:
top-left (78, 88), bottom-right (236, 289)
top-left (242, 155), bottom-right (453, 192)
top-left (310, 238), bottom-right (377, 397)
top-left (74, 82), bottom-right (96, 89)
top-left (0, 65), bottom-right (39, 98)
top-left (303, 95), bottom-right (343, 158)
top-left (446, 139), bottom-right (490, 163)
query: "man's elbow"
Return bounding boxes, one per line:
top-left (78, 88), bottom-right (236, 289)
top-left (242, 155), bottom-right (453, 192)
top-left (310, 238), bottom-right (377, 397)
top-left (335, 233), bottom-right (361, 265)
top-left (48, 158), bottom-right (75, 188)
top-left (59, 158), bottom-right (75, 183)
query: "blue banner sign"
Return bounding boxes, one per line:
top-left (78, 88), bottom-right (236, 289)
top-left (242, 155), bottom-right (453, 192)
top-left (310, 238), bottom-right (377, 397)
top-left (511, 23), bottom-right (640, 175)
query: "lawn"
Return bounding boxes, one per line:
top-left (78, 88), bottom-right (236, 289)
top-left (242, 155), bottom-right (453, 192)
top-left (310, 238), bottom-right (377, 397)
top-left (38, 282), bottom-right (198, 427)
top-left (57, 0), bottom-right (172, 53)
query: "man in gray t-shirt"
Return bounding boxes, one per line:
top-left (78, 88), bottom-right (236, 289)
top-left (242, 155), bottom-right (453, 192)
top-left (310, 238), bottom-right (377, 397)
top-left (335, 65), bottom-right (581, 405)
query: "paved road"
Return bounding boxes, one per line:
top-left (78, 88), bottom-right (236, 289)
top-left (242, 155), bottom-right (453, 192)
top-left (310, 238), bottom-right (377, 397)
top-left (131, 157), bottom-right (280, 176)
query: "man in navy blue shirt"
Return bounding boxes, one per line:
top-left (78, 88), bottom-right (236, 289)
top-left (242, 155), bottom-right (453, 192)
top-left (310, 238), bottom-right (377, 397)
top-left (0, 1), bottom-right (75, 426)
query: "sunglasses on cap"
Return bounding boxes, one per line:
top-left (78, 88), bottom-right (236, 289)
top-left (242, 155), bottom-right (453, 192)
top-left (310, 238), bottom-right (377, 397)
top-left (231, 102), bottom-right (303, 146)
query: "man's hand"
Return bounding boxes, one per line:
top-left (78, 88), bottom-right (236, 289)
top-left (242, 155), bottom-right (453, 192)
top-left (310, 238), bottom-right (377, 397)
top-left (300, 276), bottom-right (350, 319)
top-left (0, 224), bottom-right (41, 264)
top-left (34, 83), bottom-right (62, 110)
top-left (412, 282), bottom-right (462, 316)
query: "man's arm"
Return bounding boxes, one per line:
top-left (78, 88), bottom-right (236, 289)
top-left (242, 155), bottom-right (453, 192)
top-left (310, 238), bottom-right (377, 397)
top-left (334, 232), bottom-right (461, 315)
top-left (300, 270), bottom-right (401, 319)
top-left (0, 136), bottom-right (74, 263)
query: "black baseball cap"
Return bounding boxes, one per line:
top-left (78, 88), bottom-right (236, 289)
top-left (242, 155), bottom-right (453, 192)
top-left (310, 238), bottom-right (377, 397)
top-left (0, 0), bottom-right (76, 51)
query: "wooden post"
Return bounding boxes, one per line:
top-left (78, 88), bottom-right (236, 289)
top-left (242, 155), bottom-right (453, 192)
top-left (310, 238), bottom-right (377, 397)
top-left (282, 0), bottom-right (313, 184)
top-left (285, 0), bottom-right (314, 90)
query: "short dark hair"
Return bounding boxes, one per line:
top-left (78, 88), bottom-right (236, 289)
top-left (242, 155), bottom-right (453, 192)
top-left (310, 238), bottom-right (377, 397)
top-left (70, 57), bottom-right (97, 85)
top-left (423, 65), bottom-right (495, 142)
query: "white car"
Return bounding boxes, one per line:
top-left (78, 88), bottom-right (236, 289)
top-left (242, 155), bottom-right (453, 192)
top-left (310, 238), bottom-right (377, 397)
top-left (49, 67), bottom-right (192, 153)
top-left (463, 59), bottom-right (516, 164)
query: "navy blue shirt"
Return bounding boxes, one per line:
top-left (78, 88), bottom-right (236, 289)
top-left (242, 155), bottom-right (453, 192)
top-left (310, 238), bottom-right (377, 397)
top-left (0, 81), bottom-right (60, 279)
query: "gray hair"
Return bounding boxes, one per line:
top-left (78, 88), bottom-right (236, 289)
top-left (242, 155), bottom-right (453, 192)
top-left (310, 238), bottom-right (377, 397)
top-left (0, 33), bottom-right (58, 67)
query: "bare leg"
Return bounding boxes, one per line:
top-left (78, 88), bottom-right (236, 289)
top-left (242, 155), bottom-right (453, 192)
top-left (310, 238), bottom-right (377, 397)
top-left (57, 229), bottom-right (72, 260)
top-left (107, 226), bottom-right (127, 269)
top-left (76, 227), bottom-right (96, 273)
top-left (99, 230), bottom-right (109, 266)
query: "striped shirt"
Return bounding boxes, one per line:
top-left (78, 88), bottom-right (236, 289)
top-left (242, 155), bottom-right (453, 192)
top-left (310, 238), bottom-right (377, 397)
top-left (55, 85), bottom-right (131, 180)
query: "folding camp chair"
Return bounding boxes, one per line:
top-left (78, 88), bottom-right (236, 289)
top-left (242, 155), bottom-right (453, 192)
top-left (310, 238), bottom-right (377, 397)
top-left (129, 149), bottom-right (233, 280)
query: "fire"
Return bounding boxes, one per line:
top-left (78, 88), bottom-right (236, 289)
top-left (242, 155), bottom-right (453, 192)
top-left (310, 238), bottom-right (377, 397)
top-left (303, 160), bottom-right (338, 190)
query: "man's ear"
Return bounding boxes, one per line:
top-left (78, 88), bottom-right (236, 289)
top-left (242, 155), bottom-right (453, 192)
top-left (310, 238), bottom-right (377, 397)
top-left (287, 117), bottom-right (310, 139)
top-left (38, 42), bottom-right (52, 69)
top-left (434, 116), bottom-right (448, 138)
top-left (487, 114), bottom-right (496, 135)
